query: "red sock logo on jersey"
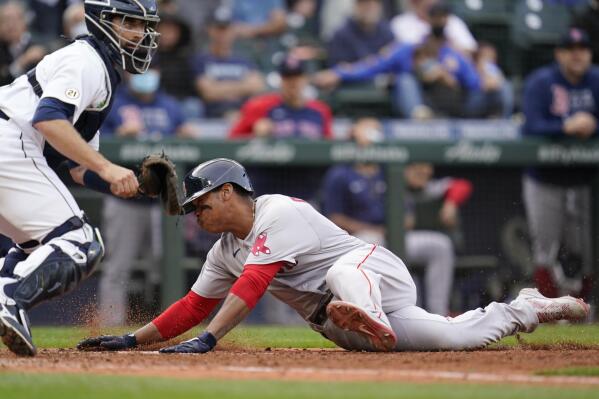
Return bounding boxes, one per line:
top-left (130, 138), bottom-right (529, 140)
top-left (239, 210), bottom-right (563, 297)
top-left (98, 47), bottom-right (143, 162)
top-left (251, 232), bottom-right (271, 256)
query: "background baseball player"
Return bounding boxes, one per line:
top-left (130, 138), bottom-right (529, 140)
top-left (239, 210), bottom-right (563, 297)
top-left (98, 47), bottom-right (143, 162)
top-left (0, 0), bottom-right (160, 357)
top-left (79, 158), bottom-right (589, 354)
top-left (522, 28), bottom-right (599, 299)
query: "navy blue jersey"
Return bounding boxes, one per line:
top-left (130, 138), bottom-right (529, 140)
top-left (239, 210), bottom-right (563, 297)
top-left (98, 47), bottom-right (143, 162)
top-left (523, 64), bottom-right (599, 186)
top-left (192, 52), bottom-right (257, 117)
top-left (229, 93), bottom-right (332, 139)
top-left (103, 88), bottom-right (184, 139)
top-left (322, 165), bottom-right (387, 225)
top-left (327, 18), bottom-right (395, 66)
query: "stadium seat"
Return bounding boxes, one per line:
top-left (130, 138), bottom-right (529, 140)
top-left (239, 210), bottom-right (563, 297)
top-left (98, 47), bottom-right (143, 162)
top-left (325, 81), bottom-right (394, 118)
top-left (510, 0), bottom-right (572, 77)
top-left (449, 0), bottom-right (512, 24)
top-left (449, 0), bottom-right (515, 75)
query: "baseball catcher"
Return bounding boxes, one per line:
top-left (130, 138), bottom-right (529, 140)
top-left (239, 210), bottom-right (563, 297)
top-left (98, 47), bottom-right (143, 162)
top-left (78, 158), bottom-right (589, 354)
top-left (0, 0), bottom-right (160, 357)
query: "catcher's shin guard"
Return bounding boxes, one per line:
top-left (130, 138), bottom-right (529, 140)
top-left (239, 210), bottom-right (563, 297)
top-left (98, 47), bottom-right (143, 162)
top-left (13, 228), bottom-right (104, 310)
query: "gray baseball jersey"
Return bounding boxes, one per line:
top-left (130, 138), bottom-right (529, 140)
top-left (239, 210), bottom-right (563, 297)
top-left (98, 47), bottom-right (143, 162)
top-left (191, 194), bottom-right (367, 317)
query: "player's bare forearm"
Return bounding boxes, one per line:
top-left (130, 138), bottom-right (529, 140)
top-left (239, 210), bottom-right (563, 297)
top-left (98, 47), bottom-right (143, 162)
top-left (205, 293), bottom-right (251, 340)
top-left (36, 119), bottom-right (138, 197)
top-left (34, 120), bottom-right (110, 173)
top-left (132, 322), bottom-right (164, 345)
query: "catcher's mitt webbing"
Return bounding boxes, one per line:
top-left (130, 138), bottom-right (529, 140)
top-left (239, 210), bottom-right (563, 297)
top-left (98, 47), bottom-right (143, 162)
top-left (138, 152), bottom-right (182, 215)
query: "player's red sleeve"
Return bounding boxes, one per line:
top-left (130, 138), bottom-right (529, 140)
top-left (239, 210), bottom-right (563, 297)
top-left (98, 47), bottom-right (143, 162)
top-left (309, 100), bottom-right (333, 139)
top-left (151, 291), bottom-right (221, 340)
top-left (229, 262), bottom-right (285, 309)
top-left (444, 179), bottom-right (473, 205)
top-left (228, 94), bottom-right (280, 139)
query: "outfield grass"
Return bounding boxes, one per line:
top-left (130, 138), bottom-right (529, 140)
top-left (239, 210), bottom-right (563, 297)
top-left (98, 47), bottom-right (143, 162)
top-left (491, 324), bottom-right (599, 347)
top-left (1, 373), bottom-right (598, 399)
top-left (2, 324), bottom-right (599, 399)
top-left (15, 325), bottom-right (336, 349)
top-left (14, 323), bottom-right (599, 349)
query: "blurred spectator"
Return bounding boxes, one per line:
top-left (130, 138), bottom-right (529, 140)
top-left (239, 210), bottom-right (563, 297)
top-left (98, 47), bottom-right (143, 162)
top-left (28, 0), bottom-right (81, 37)
top-left (155, 12), bottom-right (200, 118)
top-left (320, 0), bottom-right (356, 40)
top-left (193, 8), bottom-right (265, 119)
top-left (473, 42), bottom-right (513, 118)
top-left (45, 1), bottom-right (87, 52)
top-left (391, 0), bottom-right (476, 55)
top-left (320, 0), bottom-right (397, 41)
top-left (230, 0), bottom-right (287, 40)
top-left (326, 0), bottom-right (394, 66)
top-left (230, 55), bottom-right (332, 139)
top-left (314, 9), bottom-right (500, 118)
top-left (321, 118), bottom-right (473, 315)
top-left (286, 0), bottom-right (319, 42)
top-left (284, 0), bottom-right (324, 62)
top-left (98, 68), bottom-right (193, 326)
top-left (62, 1), bottom-right (87, 40)
top-left (572, 0), bottom-right (599, 63)
top-left (229, 54), bottom-right (331, 201)
top-left (169, 0), bottom-right (221, 38)
top-left (522, 28), bottom-right (599, 300)
top-left (0, 0), bottom-right (47, 86)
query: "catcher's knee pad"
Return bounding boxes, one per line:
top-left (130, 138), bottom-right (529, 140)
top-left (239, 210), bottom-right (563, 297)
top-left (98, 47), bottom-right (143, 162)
top-left (12, 225), bottom-right (104, 310)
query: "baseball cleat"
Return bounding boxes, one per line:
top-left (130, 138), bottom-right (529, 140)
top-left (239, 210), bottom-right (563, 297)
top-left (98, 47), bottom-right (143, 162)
top-left (326, 300), bottom-right (397, 351)
top-left (518, 288), bottom-right (590, 323)
top-left (0, 303), bottom-right (36, 357)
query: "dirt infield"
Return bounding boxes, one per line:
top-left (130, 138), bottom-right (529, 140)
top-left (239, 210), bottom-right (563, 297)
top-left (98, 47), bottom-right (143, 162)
top-left (2, 344), bottom-right (599, 386)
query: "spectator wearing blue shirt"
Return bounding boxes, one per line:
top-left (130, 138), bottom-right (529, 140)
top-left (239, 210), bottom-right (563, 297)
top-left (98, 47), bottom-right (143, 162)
top-left (98, 67), bottom-right (193, 326)
top-left (314, 3), bottom-right (505, 119)
top-left (522, 28), bottom-right (599, 301)
top-left (326, 0), bottom-right (395, 67)
top-left (193, 8), bottom-right (265, 119)
top-left (230, 0), bottom-right (287, 40)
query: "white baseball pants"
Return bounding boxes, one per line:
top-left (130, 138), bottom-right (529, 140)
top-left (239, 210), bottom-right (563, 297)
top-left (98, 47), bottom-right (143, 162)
top-left (322, 244), bottom-right (538, 351)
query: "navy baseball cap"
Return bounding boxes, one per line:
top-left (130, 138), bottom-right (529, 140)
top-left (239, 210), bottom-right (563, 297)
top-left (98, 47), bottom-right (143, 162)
top-left (208, 7), bottom-right (233, 27)
top-left (557, 28), bottom-right (591, 49)
top-left (278, 55), bottom-right (306, 77)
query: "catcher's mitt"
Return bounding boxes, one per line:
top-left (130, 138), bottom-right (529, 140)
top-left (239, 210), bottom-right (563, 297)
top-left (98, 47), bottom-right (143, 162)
top-left (138, 152), bottom-right (181, 215)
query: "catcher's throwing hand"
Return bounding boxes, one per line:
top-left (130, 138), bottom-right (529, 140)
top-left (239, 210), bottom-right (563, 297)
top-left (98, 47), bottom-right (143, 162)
top-left (159, 332), bottom-right (217, 354)
top-left (137, 152), bottom-right (181, 215)
top-left (77, 334), bottom-right (137, 351)
top-left (98, 163), bottom-right (139, 198)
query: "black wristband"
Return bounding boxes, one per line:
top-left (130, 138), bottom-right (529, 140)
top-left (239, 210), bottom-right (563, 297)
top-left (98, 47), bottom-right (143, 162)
top-left (199, 331), bottom-right (217, 349)
top-left (124, 333), bottom-right (138, 348)
top-left (83, 170), bottom-right (112, 195)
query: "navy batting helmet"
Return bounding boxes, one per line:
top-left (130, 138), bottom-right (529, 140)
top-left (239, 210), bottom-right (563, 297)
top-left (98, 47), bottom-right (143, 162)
top-left (181, 158), bottom-right (254, 215)
top-left (84, 0), bottom-right (160, 74)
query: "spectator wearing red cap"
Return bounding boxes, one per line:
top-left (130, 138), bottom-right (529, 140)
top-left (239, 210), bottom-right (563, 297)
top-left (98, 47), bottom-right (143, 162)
top-left (229, 54), bottom-right (332, 202)
top-left (230, 55), bottom-right (332, 140)
top-left (522, 28), bottom-right (599, 300)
